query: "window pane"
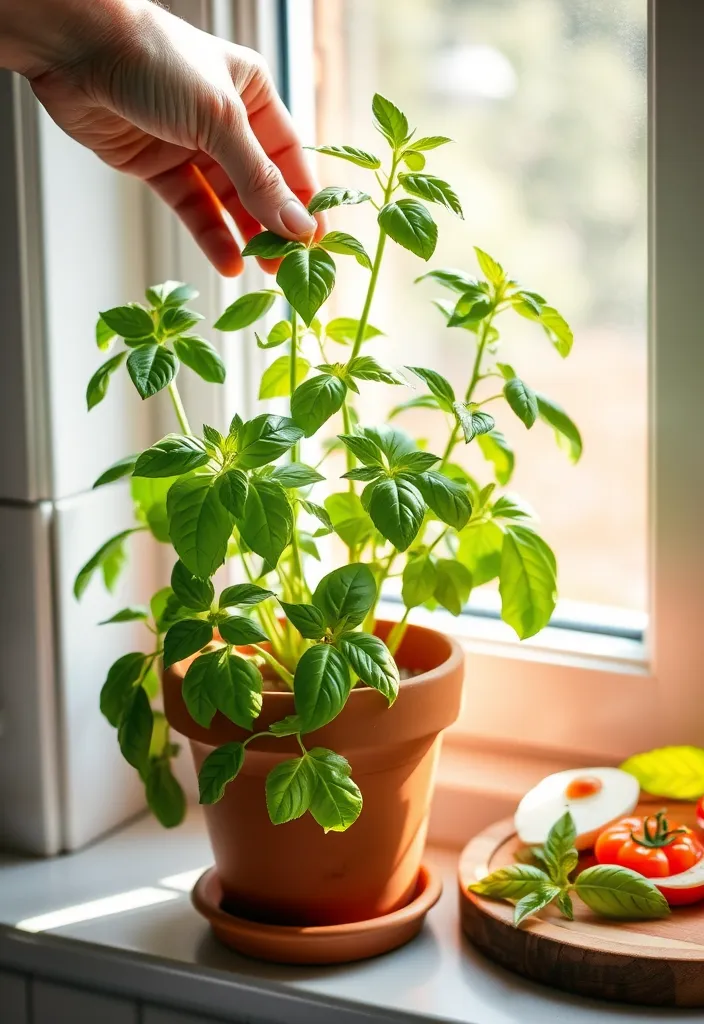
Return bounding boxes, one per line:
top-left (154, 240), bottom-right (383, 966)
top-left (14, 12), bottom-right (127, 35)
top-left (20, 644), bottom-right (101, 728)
top-left (312, 0), bottom-right (647, 614)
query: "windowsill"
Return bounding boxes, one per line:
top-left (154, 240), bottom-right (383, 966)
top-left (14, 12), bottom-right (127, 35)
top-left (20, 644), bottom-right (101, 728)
top-left (0, 807), bottom-right (686, 1023)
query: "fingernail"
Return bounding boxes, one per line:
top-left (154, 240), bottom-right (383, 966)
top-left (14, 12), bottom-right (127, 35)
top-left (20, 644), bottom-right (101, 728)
top-left (280, 199), bottom-right (316, 239)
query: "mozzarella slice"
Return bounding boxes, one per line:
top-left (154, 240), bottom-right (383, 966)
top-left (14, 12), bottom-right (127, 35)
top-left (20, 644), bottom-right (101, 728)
top-left (515, 767), bottom-right (640, 850)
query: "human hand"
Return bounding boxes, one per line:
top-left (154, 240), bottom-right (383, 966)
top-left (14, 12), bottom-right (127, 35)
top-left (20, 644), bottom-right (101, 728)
top-left (20, 0), bottom-right (323, 275)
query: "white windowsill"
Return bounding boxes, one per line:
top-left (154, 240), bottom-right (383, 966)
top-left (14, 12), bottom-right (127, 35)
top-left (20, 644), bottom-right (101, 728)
top-left (0, 807), bottom-right (687, 1024)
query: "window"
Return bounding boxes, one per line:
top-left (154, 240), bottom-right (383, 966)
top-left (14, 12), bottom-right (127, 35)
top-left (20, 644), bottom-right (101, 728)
top-left (312, 0), bottom-right (648, 626)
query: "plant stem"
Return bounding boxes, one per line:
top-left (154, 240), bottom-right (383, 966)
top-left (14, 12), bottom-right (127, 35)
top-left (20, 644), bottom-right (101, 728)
top-left (341, 402), bottom-right (355, 494)
top-left (252, 645), bottom-right (295, 689)
top-left (387, 608), bottom-right (410, 658)
top-left (439, 316), bottom-right (494, 470)
top-left (168, 381), bottom-right (192, 436)
top-left (290, 310), bottom-right (300, 463)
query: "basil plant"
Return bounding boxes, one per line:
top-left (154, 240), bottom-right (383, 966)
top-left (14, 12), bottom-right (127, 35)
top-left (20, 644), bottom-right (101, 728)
top-left (76, 95), bottom-right (579, 831)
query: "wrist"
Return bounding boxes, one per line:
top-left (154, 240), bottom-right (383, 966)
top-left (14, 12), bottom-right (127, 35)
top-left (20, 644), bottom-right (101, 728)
top-left (0, 0), bottom-right (147, 78)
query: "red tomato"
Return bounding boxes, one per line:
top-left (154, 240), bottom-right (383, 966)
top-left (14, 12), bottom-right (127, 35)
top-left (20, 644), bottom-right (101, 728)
top-left (595, 811), bottom-right (704, 881)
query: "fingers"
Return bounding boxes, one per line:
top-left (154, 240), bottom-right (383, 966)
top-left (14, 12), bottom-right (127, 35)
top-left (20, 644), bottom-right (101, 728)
top-left (147, 161), bottom-right (244, 276)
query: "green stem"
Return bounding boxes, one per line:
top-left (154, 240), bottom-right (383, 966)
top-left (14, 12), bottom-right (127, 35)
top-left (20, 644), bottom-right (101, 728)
top-left (387, 609), bottom-right (410, 658)
top-left (168, 381), bottom-right (192, 436)
top-left (364, 550), bottom-right (396, 634)
top-left (290, 310), bottom-right (300, 463)
top-left (341, 402), bottom-right (355, 494)
top-left (252, 645), bottom-right (294, 689)
top-left (439, 316), bottom-right (495, 470)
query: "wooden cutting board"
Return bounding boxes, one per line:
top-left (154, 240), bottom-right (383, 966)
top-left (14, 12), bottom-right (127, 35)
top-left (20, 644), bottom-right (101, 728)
top-left (459, 802), bottom-right (704, 1007)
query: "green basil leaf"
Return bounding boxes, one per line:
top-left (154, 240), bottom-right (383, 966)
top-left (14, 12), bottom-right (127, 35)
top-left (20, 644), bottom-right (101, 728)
top-left (402, 150), bottom-right (426, 171)
top-left (389, 394), bottom-right (442, 420)
top-left (73, 528), bottom-right (136, 599)
top-left (324, 492), bottom-right (375, 548)
top-left (372, 93), bottom-right (409, 147)
top-left (182, 650), bottom-right (219, 727)
top-left (337, 632), bottom-right (399, 705)
top-left (415, 267), bottom-right (480, 293)
top-left (368, 477), bottom-right (425, 551)
top-left (307, 187), bottom-right (371, 214)
top-left (242, 231), bottom-right (305, 259)
top-left (338, 433), bottom-right (384, 467)
top-left (257, 319), bottom-right (291, 349)
top-left (146, 760), bottom-right (186, 828)
top-left (118, 686), bottom-right (153, 773)
top-left (408, 135), bottom-right (453, 152)
top-left (407, 366), bottom-right (455, 409)
top-left (100, 303), bottom-right (154, 340)
top-left (341, 466), bottom-right (381, 483)
top-left (312, 563), bottom-right (377, 630)
top-left (499, 525), bottom-right (556, 639)
top-left (536, 394), bottom-right (582, 463)
top-left (378, 199), bottom-right (437, 261)
top-left (453, 403), bottom-right (495, 443)
top-left (235, 413), bottom-right (303, 469)
top-left (280, 601), bottom-right (327, 640)
top-left (543, 811), bottom-right (578, 882)
top-left (99, 606), bottom-right (149, 625)
top-left (276, 248), bottom-right (336, 327)
top-left (434, 558), bottom-right (473, 615)
top-left (402, 553), bottom-right (437, 608)
top-left (457, 521), bottom-right (504, 587)
top-left (474, 246), bottom-right (505, 286)
top-left (127, 345), bottom-right (178, 400)
top-left (270, 462), bottom-right (324, 488)
top-left (210, 651), bottom-right (263, 730)
top-left (217, 468), bottom-right (248, 518)
top-left (557, 890), bottom-right (574, 920)
top-left (218, 615), bottom-right (268, 646)
top-left (133, 434), bottom-right (209, 478)
top-left (394, 451), bottom-right (440, 473)
top-left (100, 652), bottom-right (147, 727)
top-left (160, 306), bottom-right (203, 336)
top-left (214, 290), bottom-right (278, 331)
top-left (198, 742), bottom-right (245, 804)
top-left (514, 301), bottom-right (573, 358)
top-left (236, 477), bottom-right (292, 567)
top-left (619, 746), bottom-right (704, 800)
top-left (163, 618), bottom-right (213, 669)
top-left (308, 748), bottom-right (363, 832)
top-left (294, 644), bottom-right (351, 733)
top-left (86, 352), bottom-right (126, 411)
top-left (468, 863), bottom-right (552, 900)
top-left (362, 426), bottom-right (416, 466)
top-left (310, 144), bottom-right (381, 169)
top-left (448, 292), bottom-right (493, 327)
top-left (92, 453), bottom-right (138, 488)
top-left (167, 474), bottom-right (234, 578)
top-left (268, 714), bottom-right (302, 737)
top-left (575, 865), bottom-right (670, 920)
top-left (476, 430), bottom-right (514, 486)
top-left (151, 588), bottom-right (187, 633)
top-left (398, 173), bottom-right (463, 217)
top-left (171, 559), bottom-right (214, 611)
top-left (291, 373), bottom-right (347, 436)
top-left (131, 476), bottom-right (174, 543)
top-left (266, 755), bottom-right (317, 824)
top-left (259, 355), bottom-right (309, 399)
top-left (415, 471), bottom-right (472, 530)
top-left (318, 231), bottom-right (372, 270)
top-left (173, 335), bottom-right (226, 384)
top-left (219, 583), bottom-right (274, 609)
top-left (492, 495), bottom-right (534, 522)
top-left (347, 355), bottom-right (405, 384)
top-left (96, 316), bottom-right (116, 352)
top-left (514, 885), bottom-right (561, 927)
top-left (300, 499), bottom-right (333, 533)
top-left (325, 317), bottom-right (383, 345)
top-left (146, 281), bottom-right (196, 307)
top-left (504, 377), bottom-right (538, 429)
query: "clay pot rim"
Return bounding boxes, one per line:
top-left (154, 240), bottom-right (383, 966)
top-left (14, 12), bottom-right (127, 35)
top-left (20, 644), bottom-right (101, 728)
top-left (167, 618), bottom-right (464, 700)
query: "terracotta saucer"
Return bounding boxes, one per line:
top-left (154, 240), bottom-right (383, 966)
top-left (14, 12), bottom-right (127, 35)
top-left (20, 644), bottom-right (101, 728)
top-left (192, 865), bottom-right (442, 965)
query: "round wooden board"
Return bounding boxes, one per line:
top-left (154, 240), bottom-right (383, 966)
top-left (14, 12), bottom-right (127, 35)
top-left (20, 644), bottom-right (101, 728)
top-left (459, 802), bottom-right (704, 1007)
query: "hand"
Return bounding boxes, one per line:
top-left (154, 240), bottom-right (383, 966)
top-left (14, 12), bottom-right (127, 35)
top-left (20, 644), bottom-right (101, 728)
top-left (22, 0), bottom-right (323, 275)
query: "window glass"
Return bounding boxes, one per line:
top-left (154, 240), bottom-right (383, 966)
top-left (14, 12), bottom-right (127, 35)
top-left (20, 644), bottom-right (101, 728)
top-left (311, 0), bottom-right (647, 615)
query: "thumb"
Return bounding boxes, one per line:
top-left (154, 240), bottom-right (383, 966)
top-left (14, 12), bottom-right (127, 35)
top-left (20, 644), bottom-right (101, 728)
top-left (208, 101), bottom-right (317, 241)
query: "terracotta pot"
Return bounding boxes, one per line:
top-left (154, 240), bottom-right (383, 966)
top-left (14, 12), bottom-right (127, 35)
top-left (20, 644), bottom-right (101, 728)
top-left (163, 620), bottom-right (464, 927)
